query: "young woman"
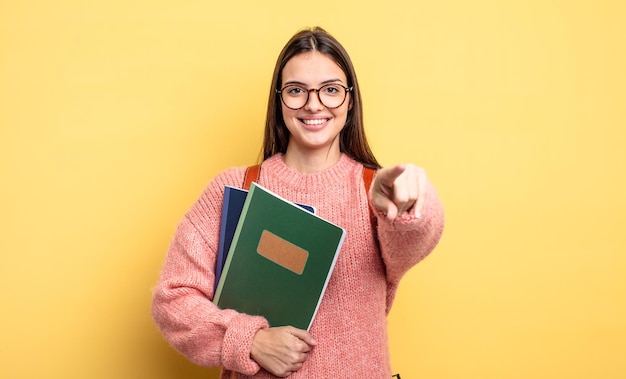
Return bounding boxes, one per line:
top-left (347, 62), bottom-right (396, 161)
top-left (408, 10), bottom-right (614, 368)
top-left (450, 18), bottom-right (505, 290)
top-left (152, 27), bottom-right (445, 378)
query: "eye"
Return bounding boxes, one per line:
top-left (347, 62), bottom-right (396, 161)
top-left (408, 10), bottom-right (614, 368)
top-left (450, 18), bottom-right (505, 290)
top-left (284, 85), bottom-right (307, 96)
top-left (321, 85), bottom-right (342, 95)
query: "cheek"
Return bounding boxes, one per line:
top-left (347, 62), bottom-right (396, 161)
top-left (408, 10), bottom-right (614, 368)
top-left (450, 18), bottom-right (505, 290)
top-left (335, 104), bottom-right (350, 123)
top-left (281, 106), bottom-right (297, 121)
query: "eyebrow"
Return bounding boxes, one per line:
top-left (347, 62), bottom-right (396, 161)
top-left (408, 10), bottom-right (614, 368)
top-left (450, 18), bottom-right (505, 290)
top-left (282, 78), bottom-right (346, 87)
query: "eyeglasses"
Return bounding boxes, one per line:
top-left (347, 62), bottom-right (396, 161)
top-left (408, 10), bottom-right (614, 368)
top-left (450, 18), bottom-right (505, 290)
top-left (276, 83), bottom-right (353, 110)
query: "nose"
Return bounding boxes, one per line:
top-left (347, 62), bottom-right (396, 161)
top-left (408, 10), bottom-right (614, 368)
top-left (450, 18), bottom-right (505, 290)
top-left (304, 89), bottom-right (325, 111)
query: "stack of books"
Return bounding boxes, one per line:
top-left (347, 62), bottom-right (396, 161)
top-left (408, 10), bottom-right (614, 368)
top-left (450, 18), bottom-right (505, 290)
top-left (213, 182), bottom-right (346, 331)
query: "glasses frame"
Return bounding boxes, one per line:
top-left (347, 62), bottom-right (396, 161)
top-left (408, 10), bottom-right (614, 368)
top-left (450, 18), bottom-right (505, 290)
top-left (276, 83), bottom-right (353, 110)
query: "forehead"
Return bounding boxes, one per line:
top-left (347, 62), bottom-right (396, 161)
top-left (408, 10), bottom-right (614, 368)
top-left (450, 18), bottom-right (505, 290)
top-left (281, 52), bottom-right (347, 85)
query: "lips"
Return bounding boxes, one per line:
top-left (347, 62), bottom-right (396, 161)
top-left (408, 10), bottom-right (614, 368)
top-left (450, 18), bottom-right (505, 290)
top-left (300, 118), bottom-right (330, 126)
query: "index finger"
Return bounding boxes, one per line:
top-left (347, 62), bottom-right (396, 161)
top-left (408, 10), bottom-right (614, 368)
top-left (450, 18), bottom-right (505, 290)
top-left (377, 164), bottom-right (406, 188)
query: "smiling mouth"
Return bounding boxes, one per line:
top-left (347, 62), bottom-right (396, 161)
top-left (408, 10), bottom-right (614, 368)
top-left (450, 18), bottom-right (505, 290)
top-left (301, 118), bottom-right (329, 125)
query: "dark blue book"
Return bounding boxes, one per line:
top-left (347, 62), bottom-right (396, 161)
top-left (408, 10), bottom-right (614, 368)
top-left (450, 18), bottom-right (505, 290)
top-left (215, 186), bottom-right (315, 291)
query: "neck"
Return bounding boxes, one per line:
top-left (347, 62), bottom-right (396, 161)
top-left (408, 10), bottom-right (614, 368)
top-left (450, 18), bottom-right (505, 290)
top-left (283, 145), bottom-right (342, 174)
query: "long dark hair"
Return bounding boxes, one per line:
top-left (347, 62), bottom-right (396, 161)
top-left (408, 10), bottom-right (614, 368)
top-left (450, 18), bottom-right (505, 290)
top-left (261, 27), bottom-right (380, 169)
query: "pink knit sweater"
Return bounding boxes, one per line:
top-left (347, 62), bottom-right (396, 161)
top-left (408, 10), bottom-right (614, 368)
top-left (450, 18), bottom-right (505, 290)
top-left (152, 153), bottom-right (445, 378)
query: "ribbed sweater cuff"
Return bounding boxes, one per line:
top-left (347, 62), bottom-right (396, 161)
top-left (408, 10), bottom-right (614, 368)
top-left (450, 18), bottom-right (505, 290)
top-left (221, 313), bottom-right (269, 375)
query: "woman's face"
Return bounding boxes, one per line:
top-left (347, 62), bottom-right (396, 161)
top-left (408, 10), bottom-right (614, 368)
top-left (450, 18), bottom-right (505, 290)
top-left (280, 51), bottom-right (350, 157)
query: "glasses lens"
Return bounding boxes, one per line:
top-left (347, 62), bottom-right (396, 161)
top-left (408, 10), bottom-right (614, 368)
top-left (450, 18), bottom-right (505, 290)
top-left (318, 84), bottom-right (346, 108)
top-left (281, 85), bottom-right (308, 109)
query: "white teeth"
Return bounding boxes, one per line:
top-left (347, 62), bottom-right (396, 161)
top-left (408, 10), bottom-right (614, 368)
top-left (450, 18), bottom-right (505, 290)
top-left (302, 119), bottom-right (328, 125)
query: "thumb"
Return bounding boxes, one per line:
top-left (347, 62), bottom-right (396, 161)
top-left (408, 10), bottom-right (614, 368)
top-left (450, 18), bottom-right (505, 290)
top-left (288, 327), bottom-right (317, 346)
top-left (372, 165), bottom-right (405, 221)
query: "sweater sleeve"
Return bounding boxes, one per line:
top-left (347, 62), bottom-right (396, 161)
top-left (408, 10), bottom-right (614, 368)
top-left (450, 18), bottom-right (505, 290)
top-left (370, 178), bottom-right (445, 312)
top-left (151, 171), bottom-right (269, 374)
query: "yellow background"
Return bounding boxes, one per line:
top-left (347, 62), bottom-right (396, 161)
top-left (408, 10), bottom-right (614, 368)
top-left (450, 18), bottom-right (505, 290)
top-left (1, 1), bottom-right (624, 378)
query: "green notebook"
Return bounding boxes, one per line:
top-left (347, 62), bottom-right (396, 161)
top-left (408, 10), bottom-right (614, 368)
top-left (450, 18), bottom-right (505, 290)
top-left (213, 182), bottom-right (345, 330)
